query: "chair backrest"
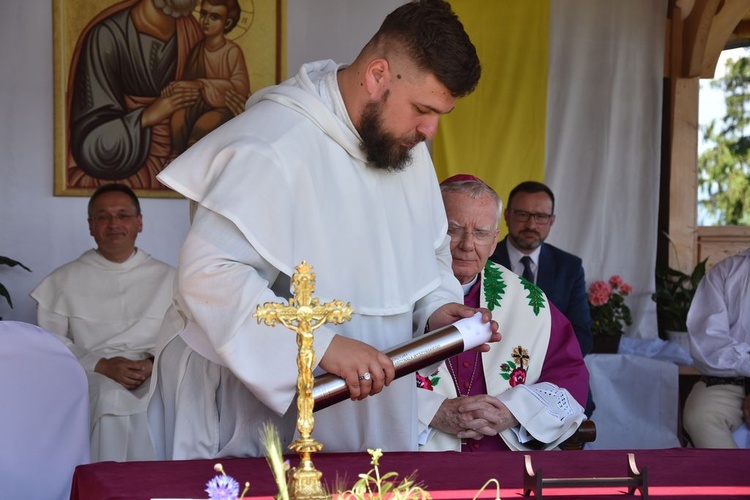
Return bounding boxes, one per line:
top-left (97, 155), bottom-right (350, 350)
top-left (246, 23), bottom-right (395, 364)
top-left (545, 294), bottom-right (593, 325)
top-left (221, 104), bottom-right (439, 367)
top-left (0, 321), bottom-right (90, 500)
top-left (559, 420), bottom-right (597, 450)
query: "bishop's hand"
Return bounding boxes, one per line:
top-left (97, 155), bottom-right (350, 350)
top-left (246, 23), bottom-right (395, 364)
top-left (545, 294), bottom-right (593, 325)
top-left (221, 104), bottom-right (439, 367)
top-left (428, 303), bottom-right (501, 352)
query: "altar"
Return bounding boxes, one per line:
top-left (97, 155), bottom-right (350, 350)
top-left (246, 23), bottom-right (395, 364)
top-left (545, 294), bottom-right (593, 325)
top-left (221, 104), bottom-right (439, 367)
top-left (70, 448), bottom-right (750, 499)
top-left (70, 265), bottom-right (750, 500)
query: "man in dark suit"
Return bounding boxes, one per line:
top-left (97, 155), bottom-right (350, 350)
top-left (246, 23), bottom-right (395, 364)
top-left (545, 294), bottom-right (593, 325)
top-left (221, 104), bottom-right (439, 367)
top-left (490, 181), bottom-right (595, 416)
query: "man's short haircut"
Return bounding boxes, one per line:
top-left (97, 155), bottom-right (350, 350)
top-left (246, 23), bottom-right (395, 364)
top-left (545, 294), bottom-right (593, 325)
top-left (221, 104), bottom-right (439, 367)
top-left (440, 177), bottom-right (502, 226)
top-left (88, 184), bottom-right (141, 217)
top-left (507, 181), bottom-right (556, 214)
top-left (371, 0), bottom-right (481, 98)
top-left (205, 0), bottom-right (241, 33)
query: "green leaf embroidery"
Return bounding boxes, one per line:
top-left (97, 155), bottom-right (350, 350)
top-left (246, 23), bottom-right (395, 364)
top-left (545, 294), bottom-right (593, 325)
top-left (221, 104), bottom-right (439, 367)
top-left (482, 261), bottom-right (506, 311)
top-left (520, 277), bottom-right (546, 316)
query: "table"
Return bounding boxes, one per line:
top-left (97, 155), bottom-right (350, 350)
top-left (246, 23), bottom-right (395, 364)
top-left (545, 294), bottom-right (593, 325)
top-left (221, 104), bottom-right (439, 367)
top-left (71, 448), bottom-right (750, 499)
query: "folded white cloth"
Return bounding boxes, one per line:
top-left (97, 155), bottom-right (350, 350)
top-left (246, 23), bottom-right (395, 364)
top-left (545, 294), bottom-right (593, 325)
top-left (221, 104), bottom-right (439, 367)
top-left (732, 423), bottom-right (750, 448)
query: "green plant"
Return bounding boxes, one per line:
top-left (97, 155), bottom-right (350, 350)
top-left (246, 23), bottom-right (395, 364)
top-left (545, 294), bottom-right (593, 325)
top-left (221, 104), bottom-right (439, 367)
top-left (652, 259), bottom-right (707, 334)
top-left (0, 256), bottom-right (32, 320)
top-left (258, 424), bottom-right (501, 500)
top-left (588, 275), bottom-right (633, 336)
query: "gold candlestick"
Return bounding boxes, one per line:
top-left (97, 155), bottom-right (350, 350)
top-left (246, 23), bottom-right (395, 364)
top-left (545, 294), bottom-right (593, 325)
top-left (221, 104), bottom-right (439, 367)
top-left (254, 261), bottom-right (353, 500)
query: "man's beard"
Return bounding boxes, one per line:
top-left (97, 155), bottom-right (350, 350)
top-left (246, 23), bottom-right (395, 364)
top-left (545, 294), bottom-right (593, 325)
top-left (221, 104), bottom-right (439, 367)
top-left (358, 92), bottom-right (424, 172)
top-left (510, 230), bottom-right (544, 251)
top-left (154, 0), bottom-right (198, 18)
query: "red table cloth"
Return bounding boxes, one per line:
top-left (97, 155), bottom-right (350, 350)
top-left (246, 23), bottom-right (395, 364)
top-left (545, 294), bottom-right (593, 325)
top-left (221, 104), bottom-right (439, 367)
top-left (70, 448), bottom-right (750, 499)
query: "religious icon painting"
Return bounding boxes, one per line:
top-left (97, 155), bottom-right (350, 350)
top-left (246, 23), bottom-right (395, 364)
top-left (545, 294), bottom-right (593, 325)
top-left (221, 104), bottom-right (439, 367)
top-left (53, 0), bottom-right (284, 198)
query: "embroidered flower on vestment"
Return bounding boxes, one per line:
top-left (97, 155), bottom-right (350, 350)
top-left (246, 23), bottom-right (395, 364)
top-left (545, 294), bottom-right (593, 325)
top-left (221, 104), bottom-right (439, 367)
top-left (511, 345), bottom-right (530, 367)
top-left (416, 367), bottom-right (440, 391)
top-left (500, 345), bottom-right (529, 387)
top-left (509, 368), bottom-right (527, 386)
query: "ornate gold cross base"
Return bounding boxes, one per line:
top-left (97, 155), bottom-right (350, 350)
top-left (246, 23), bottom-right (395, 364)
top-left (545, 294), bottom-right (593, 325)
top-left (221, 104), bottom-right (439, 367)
top-left (254, 261), bottom-right (353, 500)
top-left (287, 438), bottom-right (326, 499)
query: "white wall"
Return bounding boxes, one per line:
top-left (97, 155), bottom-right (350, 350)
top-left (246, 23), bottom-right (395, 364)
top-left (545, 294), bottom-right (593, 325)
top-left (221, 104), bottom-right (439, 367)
top-left (0, 0), bottom-right (403, 323)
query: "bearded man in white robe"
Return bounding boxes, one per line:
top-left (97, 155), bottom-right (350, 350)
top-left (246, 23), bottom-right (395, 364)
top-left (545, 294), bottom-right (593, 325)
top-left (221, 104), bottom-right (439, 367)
top-left (31, 184), bottom-right (175, 462)
top-left (147, 0), bottom-right (498, 460)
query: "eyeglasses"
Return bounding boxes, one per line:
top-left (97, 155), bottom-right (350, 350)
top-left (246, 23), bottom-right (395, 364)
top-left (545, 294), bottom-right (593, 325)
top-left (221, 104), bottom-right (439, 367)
top-left (509, 209), bottom-right (553, 225)
top-left (90, 213), bottom-right (138, 224)
top-left (447, 224), bottom-right (498, 244)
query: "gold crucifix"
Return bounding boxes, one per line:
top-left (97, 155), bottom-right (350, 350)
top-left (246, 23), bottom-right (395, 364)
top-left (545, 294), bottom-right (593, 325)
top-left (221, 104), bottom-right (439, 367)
top-left (254, 260), bottom-right (353, 500)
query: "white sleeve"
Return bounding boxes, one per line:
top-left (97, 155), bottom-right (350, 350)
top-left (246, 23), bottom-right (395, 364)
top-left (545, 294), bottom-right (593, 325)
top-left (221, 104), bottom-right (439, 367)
top-left (496, 382), bottom-right (585, 450)
top-left (176, 206), bottom-right (336, 415)
top-left (687, 264), bottom-right (750, 377)
top-left (416, 384), bottom-right (448, 444)
top-left (37, 305), bottom-right (101, 371)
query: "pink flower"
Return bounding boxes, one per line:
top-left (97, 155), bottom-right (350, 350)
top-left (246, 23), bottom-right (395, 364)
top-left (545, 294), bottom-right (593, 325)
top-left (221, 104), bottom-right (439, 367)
top-left (588, 275), bottom-right (634, 335)
top-left (415, 373), bottom-right (433, 391)
top-left (609, 275), bottom-right (624, 288)
top-left (588, 281), bottom-right (612, 306)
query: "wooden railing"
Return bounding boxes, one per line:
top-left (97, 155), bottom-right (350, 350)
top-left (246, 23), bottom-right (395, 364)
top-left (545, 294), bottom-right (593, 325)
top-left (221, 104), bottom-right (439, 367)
top-left (696, 225), bottom-right (750, 269)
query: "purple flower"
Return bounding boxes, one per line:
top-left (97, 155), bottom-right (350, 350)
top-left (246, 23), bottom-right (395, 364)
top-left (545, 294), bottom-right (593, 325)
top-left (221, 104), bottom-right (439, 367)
top-left (206, 474), bottom-right (241, 500)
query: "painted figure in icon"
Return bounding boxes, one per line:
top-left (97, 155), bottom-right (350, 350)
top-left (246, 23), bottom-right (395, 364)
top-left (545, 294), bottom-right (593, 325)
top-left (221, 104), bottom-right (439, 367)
top-left (165, 0), bottom-right (251, 156)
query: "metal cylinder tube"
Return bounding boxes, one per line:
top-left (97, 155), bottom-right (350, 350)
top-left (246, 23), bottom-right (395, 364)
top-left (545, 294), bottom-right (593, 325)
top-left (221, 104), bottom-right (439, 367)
top-left (312, 319), bottom-right (485, 411)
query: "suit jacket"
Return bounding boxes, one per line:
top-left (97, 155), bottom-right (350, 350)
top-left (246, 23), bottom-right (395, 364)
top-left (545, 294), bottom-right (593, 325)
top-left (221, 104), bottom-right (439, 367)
top-left (491, 238), bottom-right (593, 357)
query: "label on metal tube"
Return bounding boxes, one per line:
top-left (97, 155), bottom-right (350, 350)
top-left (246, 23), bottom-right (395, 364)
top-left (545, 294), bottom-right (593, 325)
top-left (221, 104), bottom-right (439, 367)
top-left (455, 312), bottom-right (492, 350)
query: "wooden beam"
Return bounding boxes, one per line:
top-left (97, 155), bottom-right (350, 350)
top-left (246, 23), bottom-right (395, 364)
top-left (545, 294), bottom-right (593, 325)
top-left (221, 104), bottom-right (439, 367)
top-left (734, 18), bottom-right (750, 37)
top-left (682, 0), bottom-right (721, 77)
top-left (700, 0), bottom-right (750, 77)
top-left (668, 78), bottom-right (699, 272)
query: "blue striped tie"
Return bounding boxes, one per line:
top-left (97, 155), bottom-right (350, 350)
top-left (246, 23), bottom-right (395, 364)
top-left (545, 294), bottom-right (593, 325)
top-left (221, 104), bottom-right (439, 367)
top-left (521, 256), bottom-right (535, 283)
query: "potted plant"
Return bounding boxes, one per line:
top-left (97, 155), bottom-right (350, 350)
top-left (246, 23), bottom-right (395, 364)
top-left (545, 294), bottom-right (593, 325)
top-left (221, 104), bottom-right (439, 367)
top-left (0, 255), bottom-right (31, 320)
top-left (652, 259), bottom-right (707, 345)
top-left (588, 275), bottom-right (633, 353)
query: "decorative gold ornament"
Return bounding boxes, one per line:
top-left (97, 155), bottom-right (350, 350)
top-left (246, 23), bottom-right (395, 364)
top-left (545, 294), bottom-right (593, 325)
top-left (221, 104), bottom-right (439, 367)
top-left (254, 261), bottom-right (353, 500)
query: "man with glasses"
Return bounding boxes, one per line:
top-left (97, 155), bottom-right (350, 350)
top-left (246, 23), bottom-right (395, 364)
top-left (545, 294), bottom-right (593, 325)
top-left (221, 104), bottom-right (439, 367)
top-left (416, 175), bottom-right (588, 451)
top-left (490, 180), bottom-right (594, 416)
top-left (31, 184), bottom-right (175, 462)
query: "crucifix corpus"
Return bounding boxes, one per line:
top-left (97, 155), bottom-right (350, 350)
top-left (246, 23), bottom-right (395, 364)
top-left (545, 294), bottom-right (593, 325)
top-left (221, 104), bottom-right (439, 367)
top-left (254, 260), bottom-right (353, 500)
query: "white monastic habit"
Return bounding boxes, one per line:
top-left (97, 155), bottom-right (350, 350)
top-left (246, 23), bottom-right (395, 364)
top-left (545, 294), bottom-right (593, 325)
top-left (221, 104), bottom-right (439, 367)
top-left (31, 249), bottom-right (175, 462)
top-left (417, 261), bottom-right (587, 451)
top-left (148, 60), bottom-right (463, 459)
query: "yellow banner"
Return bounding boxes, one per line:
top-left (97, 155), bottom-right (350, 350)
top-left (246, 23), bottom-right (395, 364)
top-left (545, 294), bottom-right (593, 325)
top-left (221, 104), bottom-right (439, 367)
top-left (433, 0), bottom-right (550, 214)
